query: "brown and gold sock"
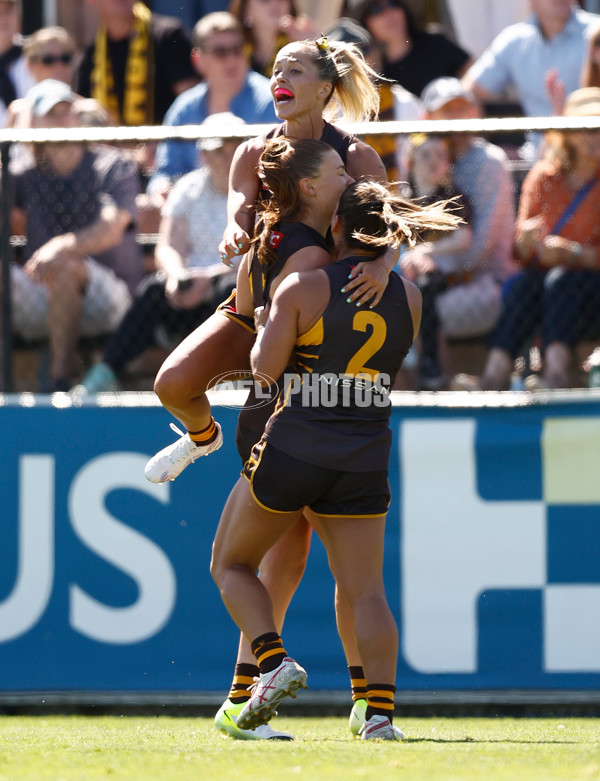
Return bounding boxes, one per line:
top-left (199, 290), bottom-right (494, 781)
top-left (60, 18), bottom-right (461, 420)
top-left (188, 417), bottom-right (219, 447)
top-left (348, 666), bottom-right (367, 702)
top-left (365, 683), bottom-right (396, 723)
top-left (227, 663), bottom-right (258, 705)
top-left (251, 632), bottom-right (287, 674)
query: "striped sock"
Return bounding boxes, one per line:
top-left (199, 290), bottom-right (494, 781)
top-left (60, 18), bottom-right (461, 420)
top-left (188, 417), bottom-right (219, 446)
top-left (348, 666), bottom-right (367, 702)
top-left (365, 683), bottom-right (396, 723)
top-left (227, 663), bottom-right (258, 705)
top-left (251, 632), bottom-right (287, 674)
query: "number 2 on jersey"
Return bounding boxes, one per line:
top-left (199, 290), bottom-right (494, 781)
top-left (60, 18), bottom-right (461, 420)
top-left (345, 310), bottom-right (387, 381)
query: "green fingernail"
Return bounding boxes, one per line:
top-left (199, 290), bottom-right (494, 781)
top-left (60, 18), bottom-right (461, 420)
top-left (346, 297), bottom-right (352, 303)
top-left (341, 287), bottom-right (346, 293)
top-left (356, 301), bottom-right (362, 307)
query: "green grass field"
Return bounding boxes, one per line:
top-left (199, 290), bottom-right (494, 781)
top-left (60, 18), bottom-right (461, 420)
top-left (0, 716), bottom-right (598, 781)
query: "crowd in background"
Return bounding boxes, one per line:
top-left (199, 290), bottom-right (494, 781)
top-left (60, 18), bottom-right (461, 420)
top-left (2, 0), bottom-right (600, 392)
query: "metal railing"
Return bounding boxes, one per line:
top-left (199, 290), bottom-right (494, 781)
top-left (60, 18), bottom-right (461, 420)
top-left (3, 114), bottom-right (600, 393)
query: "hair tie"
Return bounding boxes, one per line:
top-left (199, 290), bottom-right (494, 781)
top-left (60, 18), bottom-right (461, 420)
top-left (316, 35), bottom-right (328, 52)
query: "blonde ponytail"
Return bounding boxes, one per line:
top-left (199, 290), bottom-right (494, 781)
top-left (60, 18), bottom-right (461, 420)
top-left (307, 38), bottom-right (381, 122)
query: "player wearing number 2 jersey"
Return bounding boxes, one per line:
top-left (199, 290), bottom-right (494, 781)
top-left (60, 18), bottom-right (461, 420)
top-left (258, 258), bottom-right (412, 479)
top-left (210, 179), bottom-right (461, 740)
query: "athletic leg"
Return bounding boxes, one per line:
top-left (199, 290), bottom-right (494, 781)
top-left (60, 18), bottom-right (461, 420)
top-left (215, 516), bottom-right (311, 740)
top-left (210, 478), bottom-right (308, 730)
top-left (314, 514), bottom-right (397, 687)
top-left (314, 512), bottom-right (402, 739)
top-left (210, 476), bottom-right (303, 638)
top-left (154, 312), bottom-right (254, 433)
top-left (145, 313), bottom-right (254, 482)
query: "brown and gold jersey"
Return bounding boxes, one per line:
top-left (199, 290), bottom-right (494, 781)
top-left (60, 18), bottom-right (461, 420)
top-left (264, 257), bottom-right (414, 471)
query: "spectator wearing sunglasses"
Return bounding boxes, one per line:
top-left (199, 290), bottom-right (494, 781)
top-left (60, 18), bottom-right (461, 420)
top-left (344, 0), bottom-right (473, 98)
top-left (146, 12), bottom-right (276, 202)
top-left (5, 26), bottom-right (76, 129)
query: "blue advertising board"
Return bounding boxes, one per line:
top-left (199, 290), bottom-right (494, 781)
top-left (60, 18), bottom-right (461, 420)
top-left (1, 391), bottom-right (599, 696)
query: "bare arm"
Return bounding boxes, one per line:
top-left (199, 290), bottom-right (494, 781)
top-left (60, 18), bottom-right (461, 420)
top-left (268, 245), bottom-right (331, 298)
top-left (346, 139), bottom-right (387, 184)
top-left (68, 202), bottom-right (133, 256)
top-left (251, 278), bottom-right (301, 384)
top-left (218, 138), bottom-right (263, 264)
top-left (252, 269), bottom-right (329, 383)
top-left (25, 202), bottom-right (132, 283)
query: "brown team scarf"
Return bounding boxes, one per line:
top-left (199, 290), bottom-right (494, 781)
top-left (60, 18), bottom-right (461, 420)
top-left (90, 1), bottom-right (154, 125)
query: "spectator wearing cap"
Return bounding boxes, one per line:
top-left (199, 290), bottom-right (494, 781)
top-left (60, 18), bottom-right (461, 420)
top-left (146, 12), bottom-right (276, 201)
top-left (405, 76), bottom-right (516, 389)
top-left (463, 0), bottom-right (600, 156)
top-left (72, 112), bottom-right (242, 394)
top-left (344, 0), bottom-right (473, 98)
top-left (0, 0), bottom-right (35, 125)
top-left (324, 16), bottom-right (423, 183)
top-left (75, 0), bottom-right (199, 126)
top-left (9, 79), bottom-right (144, 391)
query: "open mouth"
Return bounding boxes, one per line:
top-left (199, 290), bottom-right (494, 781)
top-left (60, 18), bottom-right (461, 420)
top-left (274, 87), bottom-right (294, 104)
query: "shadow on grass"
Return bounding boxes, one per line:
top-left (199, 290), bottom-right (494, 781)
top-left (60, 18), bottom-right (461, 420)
top-left (407, 738), bottom-right (581, 745)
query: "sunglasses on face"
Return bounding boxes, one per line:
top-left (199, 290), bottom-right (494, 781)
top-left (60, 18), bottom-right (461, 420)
top-left (205, 44), bottom-right (245, 59)
top-left (366, 0), bottom-right (401, 17)
top-left (36, 53), bottom-right (73, 66)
